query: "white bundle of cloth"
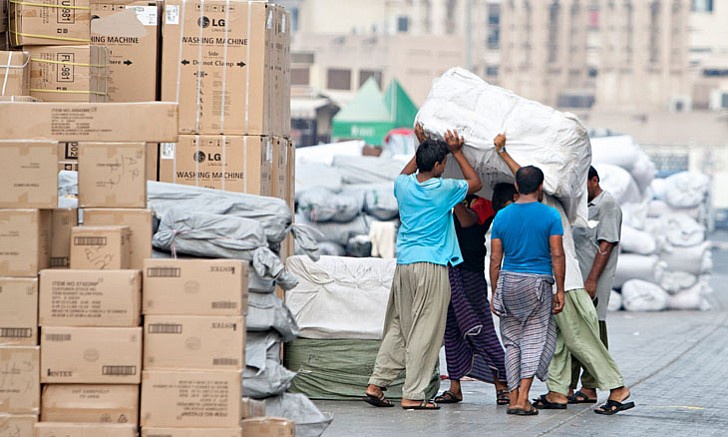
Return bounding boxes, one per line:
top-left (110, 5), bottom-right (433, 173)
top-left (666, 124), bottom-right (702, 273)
top-left (416, 67), bottom-right (591, 223)
top-left (621, 280), bottom-right (669, 312)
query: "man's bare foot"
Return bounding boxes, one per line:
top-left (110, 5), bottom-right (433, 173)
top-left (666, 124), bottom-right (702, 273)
top-left (576, 387), bottom-right (597, 399)
top-left (608, 386), bottom-right (630, 402)
top-left (401, 398), bottom-right (439, 409)
top-left (365, 384), bottom-right (384, 398)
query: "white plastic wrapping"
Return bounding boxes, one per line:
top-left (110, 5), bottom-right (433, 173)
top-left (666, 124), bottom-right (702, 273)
top-left (620, 225), bottom-right (657, 255)
top-left (416, 67), bottom-right (591, 223)
top-left (621, 280), bottom-right (669, 312)
top-left (613, 254), bottom-right (666, 289)
top-left (662, 172), bottom-right (710, 209)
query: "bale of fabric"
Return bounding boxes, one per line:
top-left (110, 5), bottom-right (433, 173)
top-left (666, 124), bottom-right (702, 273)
top-left (284, 338), bottom-right (440, 401)
top-left (297, 187), bottom-right (365, 223)
top-left (416, 67), bottom-right (591, 223)
top-left (621, 280), bottom-right (669, 312)
top-left (613, 254), bottom-right (666, 289)
top-left (244, 331), bottom-right (296, 399)
top-left (247, 292), bottom-right (300, 342)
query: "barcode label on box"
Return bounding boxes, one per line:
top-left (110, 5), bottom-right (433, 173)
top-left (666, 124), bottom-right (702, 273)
top-left (165, 5), bottom-right (179, 25)
top-left (211, 301), bottom-right (238, 310)
top-left (0, 327), bottom-right (33, 338)
top-left (45, 333), bottom-right (72, 342)
top-left (127, 5), bottom-right (158, 26)
top-left (146, 267), bottom-right (181, 278)
top-left (213, 358), bottom-right (239, 366)
top-left (148, 324), bottom-right (183, 334)
top-left (102, 365), bottom-right (137, 376)
top-left (51, 256), bottom-right (70, 268)
top-left (74, 236), bottom-right (107, 246)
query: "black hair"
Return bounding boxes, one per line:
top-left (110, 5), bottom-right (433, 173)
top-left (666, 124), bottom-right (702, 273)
top-left (492, 183), bottom-right (517, 212)
top-left (588, 165), bottom-right (600, 182)
top-left (515, 165), bottom-right (544, 195)
top-left (415, 138), bottom-right (449, 172)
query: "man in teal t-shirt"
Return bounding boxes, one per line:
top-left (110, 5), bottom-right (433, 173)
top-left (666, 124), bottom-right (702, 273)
top-left (364, 126), bottom-right (482, 410)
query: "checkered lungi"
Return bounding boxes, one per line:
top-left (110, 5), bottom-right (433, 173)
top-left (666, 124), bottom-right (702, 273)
top-left (493, 270), bottom-right (556, 391)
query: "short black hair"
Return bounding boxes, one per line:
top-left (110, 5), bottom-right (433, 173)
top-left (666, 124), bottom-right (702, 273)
top-left (588, 165), bottom-right (600, 182)
top-left (492, 183), bottom-right (517, 212)
top-left (515, 165), bottom-right (544, 195)
top-left (415, 138), bottom-right (449, 172)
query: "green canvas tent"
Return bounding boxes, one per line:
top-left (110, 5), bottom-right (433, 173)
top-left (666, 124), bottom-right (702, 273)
top-left (331, 77), bottom-right (418, 145)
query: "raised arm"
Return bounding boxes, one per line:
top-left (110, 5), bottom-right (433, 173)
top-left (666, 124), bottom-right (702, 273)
top-left (494, 134), bottom-right (521, 176)
top-left (453, 203), bottom-right (478, 228)
top-left (549, 235), bottom-right (566, 314)
top-left (445, 130), bottom-right (482, 195)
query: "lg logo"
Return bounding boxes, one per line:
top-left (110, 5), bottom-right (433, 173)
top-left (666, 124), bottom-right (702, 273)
top-left (193, 151), bottom-right (222, 163)
top-left (194, 151), bottom-right (206, 163)
top-left (197, 16), bottom-right (226, 27)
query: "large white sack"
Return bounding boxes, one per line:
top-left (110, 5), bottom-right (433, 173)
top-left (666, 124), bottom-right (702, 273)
top-left (295, 140), bottom-right (365, 166)
top-left (648, 199), bottom-right (701, 220)
top-left (620, 225), bottom-right (657, 255)
top-left (621, 201), bottom-right (649, 230)
top-left (650, 178), bottom-right (668, 200)
top-left (285, 256), bottom-right (395, 340)
top-left (593, 164), bottom-right (643, 205)
top-left (660, 242), bottom-right (711, 276)
top-left (663, 214), bottom-right (705, 247)
top-left (416, 67), bottom-right (591, 223)
top-left (295, 163), bottom-right (344, 195)
top-left (659, 270), bottom-right (698, 295)
top-left (631, 151), bottom-right (657, 193)
top-left (613, 254), bottom-right (666, 289)
top-left (621, 280), bottom-right (669, 312)
top-left (608, 290), bottom-right (623, 312)
top-left (667, 281), bottom-right (711, 311)
top-left (663, 172), bottom-right (710, 209)
top-left (589, 135), bottom-right (640, 172)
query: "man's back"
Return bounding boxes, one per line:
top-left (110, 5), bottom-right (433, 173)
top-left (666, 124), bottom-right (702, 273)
top-left (492, 202), bottom-right (563, 276)
top-left (394, 174), bottom-right (468, 266)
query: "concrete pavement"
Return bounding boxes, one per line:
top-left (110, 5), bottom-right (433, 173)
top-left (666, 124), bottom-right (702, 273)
top-left (313, 237), bottom-right (728, 436)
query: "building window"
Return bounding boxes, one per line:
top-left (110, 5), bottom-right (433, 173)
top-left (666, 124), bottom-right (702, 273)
top-left (548, 1), bottom-right (560, 63)
top-left (649, 0), bottom-right (661, 64)
top-left (703, 68), bottom-right (728, 77)
top-left (291, 67), bottom-right (310, 86)
top-left (359, 70), bottom-right (383, 88)
top-left (691, 0), bottom-right (713, 12)
top-left (327, 69), bottom-right (352, 90)
top-left (397, 16), bottom-right (410, 33)
top-left (290, 7), bottom-right (299, 32)
top-left (485, 65), bottom-right (499, 77)
top-left (487, 29), bottom-right (500, 49)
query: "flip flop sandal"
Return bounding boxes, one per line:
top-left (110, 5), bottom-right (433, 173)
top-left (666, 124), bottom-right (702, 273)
top-left (363, 391), bottom-right (394, 408)
top-left (515, 407), bottom-right (539, 416)
top-left (594, 399), bottom-right (635, 415)
top-left (402, 400), bottom-right (440, 411)
top-left (434, 390), bottom-right (462, 404)
top-left (506, 408), bottom-right (519, 415)
top-left (568, 390), bottom-right (598, 404)
top-left (532, 394), bottom-right (567, 410)
top-left (496, 389), bottom-right (510, 406)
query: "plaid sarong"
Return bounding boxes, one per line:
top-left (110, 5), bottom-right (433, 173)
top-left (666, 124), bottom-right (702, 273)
top-left (494, 271), bottom-right (557, 391)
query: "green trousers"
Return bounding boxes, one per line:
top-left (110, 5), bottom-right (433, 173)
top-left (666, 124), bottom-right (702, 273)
top-left (369, 263), bottom-right (450, 400)
top-left (547, 289), bottom-right (623, 395)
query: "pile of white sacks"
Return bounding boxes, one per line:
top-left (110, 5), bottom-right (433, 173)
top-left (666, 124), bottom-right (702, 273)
top-left (590, 133), bottom-right (713, 312)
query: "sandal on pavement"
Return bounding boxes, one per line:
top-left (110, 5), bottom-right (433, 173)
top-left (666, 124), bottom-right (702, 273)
top-left (363, 391), bottom-right (394, 408)
top-left (496, 389), bottom-right (510, 406)
top-left (402, 400), bottom-right (440, 411)
top-left (514, 407), bottom-right (539, 416)
top-left (569, 390), bottom-right (598, 404)
top-left (434, 390), bottom-right (462, 404)
top-left (532, 394), bottom-right (567, 410)
top-left (506, 407), bottom-right (519, 415)
top-left (594, 399), bottom-right (635, 415)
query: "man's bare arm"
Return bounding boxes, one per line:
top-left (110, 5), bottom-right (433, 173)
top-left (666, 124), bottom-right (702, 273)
top-left (454, 203), bottom-right (478, 228)
top-left (584, 240), bottom-right (617, 299)
top-left (400, 155), bottom-right (418, 175)
top-left (445, 130), bottom-right (482, 195)
top-left (489, 238), bottom-right (504, 315)
top-left (549, 235), bottom-right (566, 314)
top-left (494, 134), bottom-right (521, 176)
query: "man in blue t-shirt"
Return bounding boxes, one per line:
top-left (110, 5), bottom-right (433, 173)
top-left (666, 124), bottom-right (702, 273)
top-left (364, 126), bottom-right (482, 411)
top-left (490, 165), bottom-right (566, 416)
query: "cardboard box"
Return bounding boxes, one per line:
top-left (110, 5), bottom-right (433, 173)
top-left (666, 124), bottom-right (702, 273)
top-left (83, 209), bottom-right (152, 270)
top-left (271, 137), bottom-right (288, 200)
top-left (140, 370), bottom-right (243, 428)
top-left (241, 417), bottom-right (295, 437)
top-left (91, 1), bottom-right (159, 102)
top-left (59, 142), bottom-right (157, 180)
top-left (161, 0), bottom-right (288, 136)
top-left (9, 0), bottom-right (91, 47)
top-left (0, 209), bottom-right (51, 277)
top-left (0, 346), bottom-right (40, 414)
top-left (0, 414), bottom-right (37, 437)
top-left (0, 50), bottom-right (29, 96)
top-left (0, 141), bottom-right (58, 209)
top-left (241, 397), bottom-right (266, 419)
top-left (35, 423), bottom-right (137, 437)
top-left (286, 139), bottom-right (295, 212)
top-left (77, 142), bottom-right (146, 208)
top-left (142, 429), bottom-right (242, 437)
top-left (41, 326), bottom-right (142, 383)
top-left (70, 226), bottom-right (131, 270)
top-left (39, 269), bottom-right (141, 327)
top-left (27, 45), bottom-right (108, 102)
top-left (0, 102), bottom-right (178, 142)
top-left (144, 315), bottom-right (244, 370)
top-left (0, 32), bottom-right (8, 51)
top-left (41, 384), bottom-right (139, 424)
top-left (50, 208), bottom-right (78, 268)
top-left (143, 259), bottom-right (248, 316)
top-left (0, 278), bottom-right (38, 346)
top-left (159, 135), bottom-right (273, 195)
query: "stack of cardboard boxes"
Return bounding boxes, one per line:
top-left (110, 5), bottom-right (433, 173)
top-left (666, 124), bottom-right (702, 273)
top-left (139, 258), bottom-right (249, 436)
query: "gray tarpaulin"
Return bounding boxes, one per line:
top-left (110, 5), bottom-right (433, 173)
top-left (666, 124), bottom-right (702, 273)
top-left (297, 187), bottom-right (365, 223)
top-left (265, 393), bottom-right (333, 437)
top-left (247, 292), bottom-right (300, 341)
top-left (243, 331), bottom-right (296, 399)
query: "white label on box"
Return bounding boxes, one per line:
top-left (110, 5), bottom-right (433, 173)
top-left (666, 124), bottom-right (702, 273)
top-left (282, 13), bottom-right (287, 33)
top-left (160, 143), bottom-right (176, 160)
top-left (265, 141), bottom-right (273, 162)
top-left (165, 5), bottom-right (180, 25)
top-left (267, 10), bottom-right (273, 29)
top-left (127, 5), bottom-right (158, 26)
